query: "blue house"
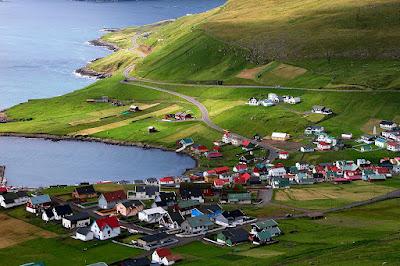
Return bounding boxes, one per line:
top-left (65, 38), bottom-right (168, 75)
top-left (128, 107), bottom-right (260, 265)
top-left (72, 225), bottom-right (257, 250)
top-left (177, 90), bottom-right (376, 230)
top-left (191, 204), bottom-right (222, 219)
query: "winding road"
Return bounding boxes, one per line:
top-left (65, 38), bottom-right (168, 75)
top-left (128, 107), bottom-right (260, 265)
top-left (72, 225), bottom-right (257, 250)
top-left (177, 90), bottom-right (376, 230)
top-left (122, 65), bottom-right (279, 160)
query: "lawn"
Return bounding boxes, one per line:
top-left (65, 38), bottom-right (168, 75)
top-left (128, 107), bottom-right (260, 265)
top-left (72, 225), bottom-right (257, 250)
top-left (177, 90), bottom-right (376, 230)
top-left (0, 237), bottom-right (142, 266)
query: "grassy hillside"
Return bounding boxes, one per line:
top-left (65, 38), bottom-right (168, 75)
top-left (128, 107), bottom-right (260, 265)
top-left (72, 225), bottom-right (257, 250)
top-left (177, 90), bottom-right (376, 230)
top-left (116, 0), bottom-right (400, 89)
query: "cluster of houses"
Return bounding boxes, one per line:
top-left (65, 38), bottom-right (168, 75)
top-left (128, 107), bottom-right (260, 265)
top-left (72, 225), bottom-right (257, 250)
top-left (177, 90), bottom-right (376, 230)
top-left (359, 120), bottom-right (400, 152)
top-left (248, 93), bottom-right (301, 107)
top-left (164, 112), bottom-right (194, 121)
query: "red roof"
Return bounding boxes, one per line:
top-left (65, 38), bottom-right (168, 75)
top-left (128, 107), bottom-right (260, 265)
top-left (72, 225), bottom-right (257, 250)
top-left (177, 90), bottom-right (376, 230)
top-left (207, 152), bottom-right (223, 158)
top-left (156, 248), bottom-right (172, 257)
top-left (160, 176), bottom-right (175, 182)
top-left (242, 139), bottom-right (251, 147)
top-left (102, 190), bottom-right (127, 203)
top-left (387, 141), bottom-right (400, 147)
top-left (234, 164), bottom-right (248, 171)
top-left (214, 166), bottom-right (229, 174)
top-left (318, 141), bottom-right (330, 146)
top-left (214, 179), bottom-right (230, 186)
top-left (213, 146), bottom-right (221, 151)
top-left (275, 163), bottom-right (285, 168)
top-left (0, 187), bottom-right (7, 193)
top-left (194, 145), bottom-right (208, 152)
top-left (95, 216), bottom-right (120, 230)
top-left (279, 151), bottom-right (289, 155)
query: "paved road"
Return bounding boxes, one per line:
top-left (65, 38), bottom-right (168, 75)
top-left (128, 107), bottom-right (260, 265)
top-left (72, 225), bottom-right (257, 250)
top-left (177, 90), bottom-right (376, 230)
top-left (122, 66), bottom-right (279, 160)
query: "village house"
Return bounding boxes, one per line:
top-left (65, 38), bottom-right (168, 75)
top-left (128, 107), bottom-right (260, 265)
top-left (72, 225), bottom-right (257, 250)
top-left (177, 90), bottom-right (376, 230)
top-left (151, 248), bottom-right (182, 266)
top-left (136, 232), bottom-right (175, 250)
top-left (62, 212), bottom-right (91, 229)
top-left (249, 230), bottom-right (274, 245)
top-left (239, 154), bottom-right (255, 164)
top-left (270, 177), bottom-right (290, 189)
top-left (375, 137), bottom-right (388, 148)
top-left (159, 210), bottom-right (185, 230)
top-left (152, 191), bottom-right (177, 208)
top-left (304, 125), bottom-right (325, 135)
top-left (217, 227), bottom-right (249, 246)
top-left (311, 105), bottom-right (332, 115)
top-left (206, 151), bottom-right (224, 159)
top-left (380, 120), bottom-right (397, 130)
top-left (191, 144), bottom-right (209, 154)
top-left (213, 178), bottom-right (230, 188)
top-left (26, 194), bottom-right (52, 214)
top-left (138, 207), bottom-right (168, 223)
top-left (271, 132), bottom-right (290, 141)
top-left (268, 167), bottom-right (287, 177)
top-left (362, 170), bottom-right (386, 182)
top-left (98, 190), bottom-right (127, 209)
top-left (75, 227), bottom-right (94, 241)
top-left (179, 186), bottom-right (204, 203)
top-left (250, 220), bottom-right (281, 237)
top-left (174, 111), bottom-right (193, 121)
top-left (144, 178), bottom-right (159, 186)
top-left (387, 141), bottom-right (400, 152)
top-left (181, 215), bottom-right (214, 234)
top-left (268, 93), bottom-right (282, 103)
top-left (53, 204), bottom-right (73, 220)
top-left (300, 145), bottom-right (315, 153)
top-left (360, 134), bottom-right (376, 144)
top-left (116, 200), bottom-right (144, 217)
top-left (72, 185), bottom-right (97, 201)
top-left (129, 105), bottom-right (141, 112)
top-left (175, 199), bottom-right (201, 216)
top-left (203, 166), bottom-right (230, 178)
top-left (259, 99), bottom-right (275, 107)
top-left (247, 97), bottom-right (259, 106)
top-left (242, 140), bottom-right (257, 151)
top-left (295, 172), bottom-right (315, 185)
top-left (159, 176), bottom-right (175, 186)
top-left (278, 151), bottom-right (289, 160)
top-left (42, 208), bottom-right (55, 222)
top-left (226, 192), bottom-right (252, 204)
top-left (283, 96), bottom-right (301, 104)
top-left (295, 162), bottom-right (309, 171)
top-left (127, 185), bottom-right (160, 200)
top-left (191, 204), bottom-right (222, 219)
top-left (178, 138), bottom-right (194, 148)
top-left (341, 133), bottom-right (353, 139)
top-left (215, 209), bottom-right (247, 227)
top-left (317, 141), bottom-right (331, 151)
top-left (90, 216), bottom-right (120, 240)
top-left (382, 131), bottom-right (400, 142)
top-left (0, 191), bottom-right (29, 209)
top-left (233, 163), bottom-right (248, 173)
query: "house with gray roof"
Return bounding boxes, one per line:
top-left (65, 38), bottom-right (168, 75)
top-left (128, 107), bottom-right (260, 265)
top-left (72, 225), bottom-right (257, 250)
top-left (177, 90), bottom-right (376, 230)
top-left (181, 215), bottom-right (214, 234)
top-left (26, 194), bottom-right (51, 214)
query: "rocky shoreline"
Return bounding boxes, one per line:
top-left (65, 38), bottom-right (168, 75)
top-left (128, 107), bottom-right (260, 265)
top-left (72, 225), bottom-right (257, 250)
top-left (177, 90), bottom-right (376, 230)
top-left (88, 39), bottom-right (119, 52)
top-left (75, 66), bottom-right (110, 79)
top-left (0, 132), bottom-right (198, 175)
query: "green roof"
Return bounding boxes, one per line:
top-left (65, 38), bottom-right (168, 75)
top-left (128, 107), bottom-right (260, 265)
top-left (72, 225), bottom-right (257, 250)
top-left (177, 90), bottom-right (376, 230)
top-left (228, 193), bottom-right (251, 201)
top-left (257, 230), bottom-right (272, 241)
top-left (185, 215), bottom-right (214, 228)
top-left (178, 199), bottom-right (200, 209)
top-left (254, 219), bottom-right (277, 229)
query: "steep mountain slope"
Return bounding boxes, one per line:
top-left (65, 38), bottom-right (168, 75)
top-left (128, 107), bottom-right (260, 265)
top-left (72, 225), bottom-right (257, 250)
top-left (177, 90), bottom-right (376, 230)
top-left (129, 0), bottom-right (400, 89)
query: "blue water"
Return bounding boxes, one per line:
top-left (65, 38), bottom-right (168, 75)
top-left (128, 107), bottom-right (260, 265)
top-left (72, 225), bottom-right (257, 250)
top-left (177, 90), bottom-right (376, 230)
top-left (0, 137), bottom-right (196, 187)
top-left (0, 0), bottom-right (224, 110)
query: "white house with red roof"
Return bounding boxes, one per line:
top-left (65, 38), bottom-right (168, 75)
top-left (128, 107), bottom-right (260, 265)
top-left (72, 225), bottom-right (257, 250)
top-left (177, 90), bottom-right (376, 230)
top-left (233, 164), bottom-right (248, 173)
top-left (159, 176), bottom-right (175, 186)
top-left (278, 151), bottom-right (289, 160)
top-left (152, 248), bottom-right (182, 265)
top-left (98, 190), bottom-right (127, 209)
top-left (387, 142), bottom-right (400, 152)
top-left (203, 166), bottom-right (230, 178)
top-left (214, 179), bottom-right (230, 188)
top-left (90, 216), bottom-right (120, 240)
top-left (317, 141), bottom-right (331, 151)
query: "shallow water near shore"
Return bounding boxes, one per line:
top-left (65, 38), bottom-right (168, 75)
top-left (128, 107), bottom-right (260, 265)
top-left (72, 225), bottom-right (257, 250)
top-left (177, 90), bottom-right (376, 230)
top-left (0, 0), bottom-right (224, 109)
top-left (0, 136), bottom-right (196, 187)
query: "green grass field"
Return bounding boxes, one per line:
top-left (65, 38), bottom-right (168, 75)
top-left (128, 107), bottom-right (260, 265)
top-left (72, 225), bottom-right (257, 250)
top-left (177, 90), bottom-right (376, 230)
top-left (173, 199), bottom-right (400, 265)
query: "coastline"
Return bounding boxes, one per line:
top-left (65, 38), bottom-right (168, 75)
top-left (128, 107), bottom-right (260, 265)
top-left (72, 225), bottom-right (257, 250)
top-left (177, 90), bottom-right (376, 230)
top-left (0, 132), bottom-right (199, 176)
